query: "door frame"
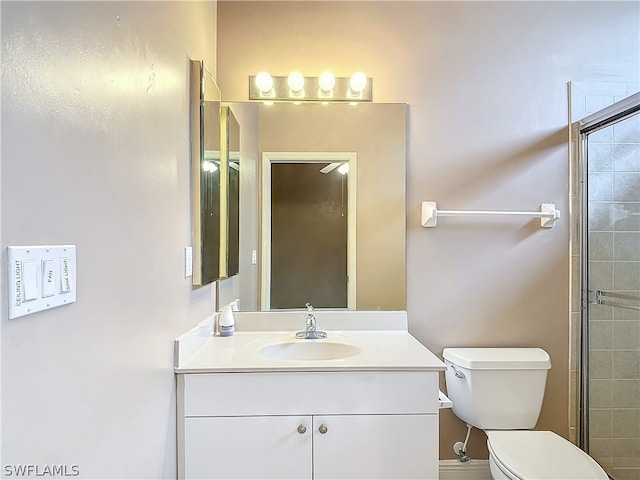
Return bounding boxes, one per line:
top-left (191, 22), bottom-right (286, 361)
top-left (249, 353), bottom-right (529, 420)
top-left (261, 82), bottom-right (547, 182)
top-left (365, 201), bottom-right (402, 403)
top-left (260, 151), bottom-right (357, 310)
top-left (574, 91), bottom-right (640, 451)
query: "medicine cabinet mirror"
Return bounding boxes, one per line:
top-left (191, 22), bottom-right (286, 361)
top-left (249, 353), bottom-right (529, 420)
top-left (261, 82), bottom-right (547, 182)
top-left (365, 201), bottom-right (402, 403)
top-left (190, 60), bottom-right (221, 286)
top-left (221, 105), bottom-right (240, 278)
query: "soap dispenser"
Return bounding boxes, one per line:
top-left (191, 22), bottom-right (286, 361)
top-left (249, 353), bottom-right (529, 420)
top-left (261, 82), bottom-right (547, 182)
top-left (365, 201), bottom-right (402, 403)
top-left (218, 305), bottom-right (235, 337)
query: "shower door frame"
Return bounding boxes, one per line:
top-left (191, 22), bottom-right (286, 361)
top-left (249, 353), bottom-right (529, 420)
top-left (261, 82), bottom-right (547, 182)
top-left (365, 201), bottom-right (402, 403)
top-left (575, 92), bottom-right (640, 452)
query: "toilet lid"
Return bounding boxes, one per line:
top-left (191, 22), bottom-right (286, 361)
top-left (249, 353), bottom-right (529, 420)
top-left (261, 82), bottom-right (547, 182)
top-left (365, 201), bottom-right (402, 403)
top-left (487, 431), bottom-right (608, 480)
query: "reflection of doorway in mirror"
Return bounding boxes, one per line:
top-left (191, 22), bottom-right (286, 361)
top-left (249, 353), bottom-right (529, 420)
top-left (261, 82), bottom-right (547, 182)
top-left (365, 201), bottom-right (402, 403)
top-left (261, 152), bottom-right (356, 310)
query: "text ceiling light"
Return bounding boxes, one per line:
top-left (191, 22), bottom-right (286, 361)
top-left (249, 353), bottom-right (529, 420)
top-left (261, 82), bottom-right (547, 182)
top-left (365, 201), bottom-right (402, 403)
top-left (249, 71), bottom-right (372, 102)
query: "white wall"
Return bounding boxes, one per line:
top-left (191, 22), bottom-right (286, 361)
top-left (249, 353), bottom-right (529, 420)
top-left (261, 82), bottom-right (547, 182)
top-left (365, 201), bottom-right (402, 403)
top-left (1, 2), bottom-right (217, 477)
top-left (217, 0), bottom-right (640, 458)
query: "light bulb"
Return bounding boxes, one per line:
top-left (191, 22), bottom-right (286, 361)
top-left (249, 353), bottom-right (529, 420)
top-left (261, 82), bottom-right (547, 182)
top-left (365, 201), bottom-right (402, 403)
top-left (349, 72), bottom-right (367, 94)
top-left (318, 71), bottom-right (336, 93)
top-left (287, 71), bottom-right (305, 94)
top-left (255, 71), bottom-right (273, 94)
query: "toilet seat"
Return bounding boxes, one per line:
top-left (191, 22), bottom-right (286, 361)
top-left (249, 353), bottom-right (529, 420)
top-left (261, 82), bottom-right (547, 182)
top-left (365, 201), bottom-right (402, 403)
top-left (486, 431), bottom-right (608, 480)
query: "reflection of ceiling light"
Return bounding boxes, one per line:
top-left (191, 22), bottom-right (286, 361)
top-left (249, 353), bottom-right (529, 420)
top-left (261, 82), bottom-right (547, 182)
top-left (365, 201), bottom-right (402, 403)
top-left (320, 162), bottom-right (349, 174)
top-left (320, 163), bottom-right (340, 174)
top-left (203, 160), bottom-right (218, 173)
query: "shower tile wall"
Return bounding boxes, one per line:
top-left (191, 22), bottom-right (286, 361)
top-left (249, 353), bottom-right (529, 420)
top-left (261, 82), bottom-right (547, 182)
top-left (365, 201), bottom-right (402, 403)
top-left (588, 111), bottom-right (640, 480)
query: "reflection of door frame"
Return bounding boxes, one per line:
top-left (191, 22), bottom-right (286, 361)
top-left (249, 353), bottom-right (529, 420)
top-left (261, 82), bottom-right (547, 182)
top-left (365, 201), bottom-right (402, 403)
top-left (260, 152), bottom-right (357, 310)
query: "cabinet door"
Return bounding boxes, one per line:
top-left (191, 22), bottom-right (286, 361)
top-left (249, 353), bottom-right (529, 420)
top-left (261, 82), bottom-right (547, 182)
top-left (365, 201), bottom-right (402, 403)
top-left (313, 414), bottom-right (438, 480)
top-left (184, 416), bottom-right (312, 479)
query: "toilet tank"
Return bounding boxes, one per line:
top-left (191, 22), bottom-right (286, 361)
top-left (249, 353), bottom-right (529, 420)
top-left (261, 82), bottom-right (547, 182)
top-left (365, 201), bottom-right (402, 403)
top-left (443, 348), bottom-right (551, 430)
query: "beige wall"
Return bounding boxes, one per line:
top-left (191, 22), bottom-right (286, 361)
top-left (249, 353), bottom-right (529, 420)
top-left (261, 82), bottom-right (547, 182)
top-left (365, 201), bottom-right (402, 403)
top-left (218, 1), bottom-right (640, 460)
top-left (259, 103), bottom-right (406, 310)
top-left (1, 1), bottom-right (217, 476)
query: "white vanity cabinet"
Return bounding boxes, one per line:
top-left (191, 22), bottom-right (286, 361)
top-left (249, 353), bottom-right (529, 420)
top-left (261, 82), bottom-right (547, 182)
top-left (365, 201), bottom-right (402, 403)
top-left (177, 371), bottom-right (441, 480)
top-left (312, 414), bottom-right (438, 479)
top-left (184, 415), bottom-right (312, 479)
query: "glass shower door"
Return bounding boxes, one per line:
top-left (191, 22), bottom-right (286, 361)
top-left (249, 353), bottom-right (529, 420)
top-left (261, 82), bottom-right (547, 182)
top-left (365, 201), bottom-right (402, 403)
top-left (584, 108), bottom-right (640, 480)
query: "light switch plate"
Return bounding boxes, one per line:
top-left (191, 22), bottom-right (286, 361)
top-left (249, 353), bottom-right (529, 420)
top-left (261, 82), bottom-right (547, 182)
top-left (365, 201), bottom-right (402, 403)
top-left (7, 245), bottom-right (77, 319)
top-left (185, 246), bottom-right (193, 278)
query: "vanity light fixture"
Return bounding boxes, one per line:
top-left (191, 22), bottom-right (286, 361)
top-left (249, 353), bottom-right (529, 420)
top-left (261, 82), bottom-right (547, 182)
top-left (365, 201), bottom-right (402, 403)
top-left (249, 71), bottom-right (372, 102)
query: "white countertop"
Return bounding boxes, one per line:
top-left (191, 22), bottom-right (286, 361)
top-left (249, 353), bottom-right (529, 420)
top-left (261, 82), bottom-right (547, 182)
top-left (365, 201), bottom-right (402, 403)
top-left (174, 330), bottom-right (446, 374)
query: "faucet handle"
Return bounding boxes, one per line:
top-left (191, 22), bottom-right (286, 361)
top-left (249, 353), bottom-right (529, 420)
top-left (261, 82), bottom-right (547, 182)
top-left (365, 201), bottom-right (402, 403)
top-left (305, 303), bottom-right (313, 312)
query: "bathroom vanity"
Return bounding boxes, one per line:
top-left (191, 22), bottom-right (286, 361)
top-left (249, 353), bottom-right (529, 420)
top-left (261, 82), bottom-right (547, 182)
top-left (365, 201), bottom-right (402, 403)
top-left (174, 311), bottom-right (446, 479)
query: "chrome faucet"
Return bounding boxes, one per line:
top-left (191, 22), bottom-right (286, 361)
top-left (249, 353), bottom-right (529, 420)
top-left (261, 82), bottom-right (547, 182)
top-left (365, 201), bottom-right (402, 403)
top-left (295, 303), bottom-right (327, 339)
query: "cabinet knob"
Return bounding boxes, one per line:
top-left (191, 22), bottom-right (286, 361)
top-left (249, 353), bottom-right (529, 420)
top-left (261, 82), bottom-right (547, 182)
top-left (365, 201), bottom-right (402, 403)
top-left (318, 424), bottom-right (328, 434)
top-left (297, 425), bottom-right (307, 434)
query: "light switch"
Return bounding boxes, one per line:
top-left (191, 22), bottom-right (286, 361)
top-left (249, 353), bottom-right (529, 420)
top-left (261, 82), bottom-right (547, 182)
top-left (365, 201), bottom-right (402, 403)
top-left (22, 261), bottom-right (39, 301)
top-left (42, 259), bottom-right (57, 298)
top-left (60, 257), bottom-right (71, 293)
top-left (7, 245), bottom-right (77, 319)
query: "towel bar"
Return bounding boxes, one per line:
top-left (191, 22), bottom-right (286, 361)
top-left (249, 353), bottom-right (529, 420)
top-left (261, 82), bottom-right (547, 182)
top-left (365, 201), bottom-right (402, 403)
top-left (590, 289), bottom-right (640, 311)
top-left (421, 201), bottom-right (561, 229)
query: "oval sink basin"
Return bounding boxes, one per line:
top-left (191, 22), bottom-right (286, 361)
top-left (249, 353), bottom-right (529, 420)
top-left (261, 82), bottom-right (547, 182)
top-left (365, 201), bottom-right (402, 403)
top-left (260, 341), bottom-right (361, 361)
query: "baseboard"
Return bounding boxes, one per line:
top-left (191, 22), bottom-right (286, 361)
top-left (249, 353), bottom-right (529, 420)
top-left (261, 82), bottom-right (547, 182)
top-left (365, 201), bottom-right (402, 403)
top-left (439, 459), bottom-right (491, 480)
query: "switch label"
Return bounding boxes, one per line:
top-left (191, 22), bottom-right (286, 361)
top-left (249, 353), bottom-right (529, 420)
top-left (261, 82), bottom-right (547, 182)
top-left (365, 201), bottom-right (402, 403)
top-left (13, 260), bottom-right (22, 307)
top-left (60, 258), bottom-right (71, 293)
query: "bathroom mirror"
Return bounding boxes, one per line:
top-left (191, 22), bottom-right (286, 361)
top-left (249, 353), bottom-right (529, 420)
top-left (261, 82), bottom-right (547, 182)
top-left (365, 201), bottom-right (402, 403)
top-left (190, 60), bottom-right (221, 286)
top-left (221, 102), bottom-right (407, 311)
top-left (221, 105), bottom-right (240, 278)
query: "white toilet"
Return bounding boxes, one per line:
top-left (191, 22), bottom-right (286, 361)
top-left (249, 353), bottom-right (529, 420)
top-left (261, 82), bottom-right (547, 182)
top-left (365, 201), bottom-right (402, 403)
top-left (443, 347), bottom-right (608, 480)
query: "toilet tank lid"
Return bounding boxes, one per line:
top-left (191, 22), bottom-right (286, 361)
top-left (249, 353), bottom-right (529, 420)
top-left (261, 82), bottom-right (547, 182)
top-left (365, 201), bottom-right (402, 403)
top-left (443, 348), bottom-right (551, 370)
